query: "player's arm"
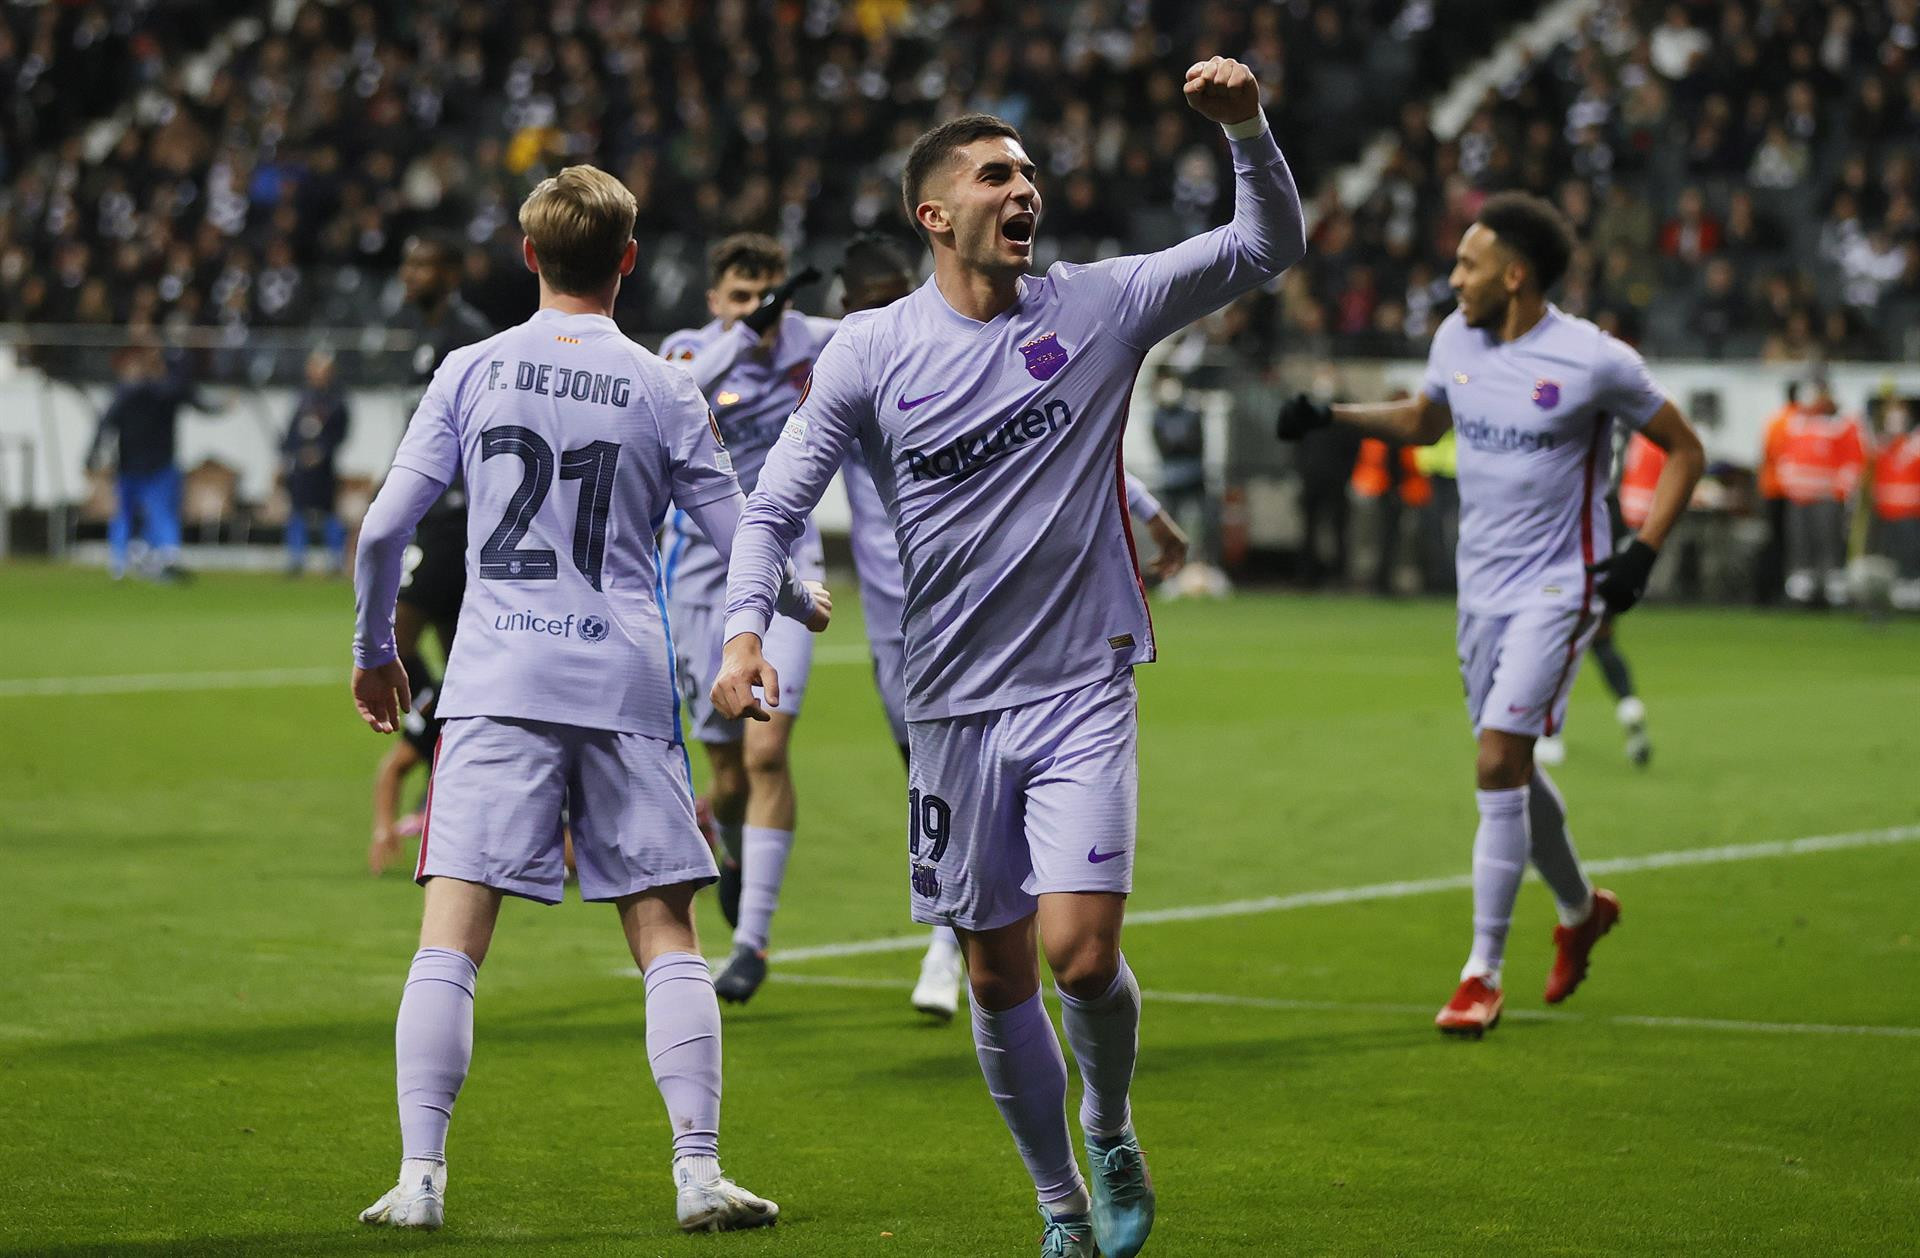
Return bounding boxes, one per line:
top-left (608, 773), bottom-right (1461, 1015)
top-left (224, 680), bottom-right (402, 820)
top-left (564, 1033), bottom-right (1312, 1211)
top-left (715, 326), bottom-right (870, 722)
top-left (351, 360), bottom-right (463, 732)
top-left (1124, 471), bottom-right (1189, 579)
top-left (1278, 391), bottom-right (1454, 446)
top-left (1587, 338), bottom-right (1704, 614)
top-left (663, 327), bottom-right (755, 398)
top-left (1625, 402), bottom-right (1705, 553)
top-left (1101, 58), bottom-right (1306, 350)
top-left (651, 363), bottom-right (829, 630)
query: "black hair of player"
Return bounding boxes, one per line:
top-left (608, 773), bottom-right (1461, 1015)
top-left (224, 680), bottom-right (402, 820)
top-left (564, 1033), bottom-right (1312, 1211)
top-left (405, 230), bottom-right (465, 270)
top-left (901, 113), bottom-right (1023, 236)
top-left (1474, 192), bottom-right (1574, 293)
top-left (708, 233), bottom-right (787, 286)
top-left (839, 233), bottom-right (914, 291)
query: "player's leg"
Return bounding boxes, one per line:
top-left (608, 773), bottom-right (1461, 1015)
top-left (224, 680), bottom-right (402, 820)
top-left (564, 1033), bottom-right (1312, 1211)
top-left (360, 876), bottom-right (500, 1229)
top-left (961, 915), bottom-right (1093, 1254)
top-left (1022, 672), bottom-right (1151, 1258)
top-left (323, 510), bottom-right (348, 575)
top-left (1589, 617), bottom-right (1651, 766)
top-left (702, 739), bottom-right (747, 924)
top-left (575, 727), bottom-right (774, 1232)
top-left (108, 474), bottom-right (136, 579)
top-left (714, 714), bottom-right (795, 1000)
top-left (1784, 502), bottom-right (1817, 603)
top-left (286, 506), bottom-right (311, 575)
top-left (912, 706), bottom-right (1093, 1254)
top-left (1440, 610), bottom-right (1522, 1036)
top-left (1530, 764), bottom-right (1621, 1003)
top-left (718, 612), bottom-right (815, 999)
top-left (148, 464), bottom-right (184, 575)
top-left (362, 717), bottom-right (569, 1228)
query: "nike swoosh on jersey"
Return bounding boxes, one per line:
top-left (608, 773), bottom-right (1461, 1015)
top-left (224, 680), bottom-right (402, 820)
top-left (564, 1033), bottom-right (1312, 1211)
top-left (899, 390), bottom-right (946, 410)
top-left (1086, 847), bottom-right (1124, 864)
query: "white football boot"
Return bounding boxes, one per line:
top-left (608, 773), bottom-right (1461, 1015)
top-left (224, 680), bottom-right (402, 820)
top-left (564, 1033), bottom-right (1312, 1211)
top-left (674, 1158), bottom-right (779, 1232)
top-left (911, 939), bottom-right (965, 1021)
top-left (359, 1158), bottom-right (446, 1229)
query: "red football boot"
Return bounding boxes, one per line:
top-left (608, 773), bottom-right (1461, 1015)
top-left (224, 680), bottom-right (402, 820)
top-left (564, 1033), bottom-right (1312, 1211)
top-left (1545, 888), bottom-right (1622, 1004)
top-left (1435, 975), bottom-right (1504, 1038)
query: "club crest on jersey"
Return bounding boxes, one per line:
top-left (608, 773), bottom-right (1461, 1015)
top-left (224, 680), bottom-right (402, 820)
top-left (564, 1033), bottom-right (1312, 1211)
top-left (1018, 332), bottom-right (1068, 381)
top-left (1532, 379), bottom-right (1562, 409)
top-left (579, 615), bottom-right (610, 643)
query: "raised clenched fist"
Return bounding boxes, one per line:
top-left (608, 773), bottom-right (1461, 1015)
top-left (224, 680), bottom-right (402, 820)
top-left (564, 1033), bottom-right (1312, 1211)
top-left (1183, 57), bottom-right (1261, 127)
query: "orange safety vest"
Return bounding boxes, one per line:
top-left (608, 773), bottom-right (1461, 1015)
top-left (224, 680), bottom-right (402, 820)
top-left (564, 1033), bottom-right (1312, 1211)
top-left (1758, 404), bottom-right (1797, 500)
top-left (1618, 433), bottom-right (1666, 531)
top-left (1873, 432), bottom-right (1920, 521)
top-left (1351, 439), bottom-right (1431, 506)
top-left (1777, 411), bottom-right (1866, 505)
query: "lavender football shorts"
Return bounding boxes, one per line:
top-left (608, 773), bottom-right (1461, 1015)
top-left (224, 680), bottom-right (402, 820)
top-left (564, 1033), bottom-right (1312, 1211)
top-left (669, 532), bottom-right (823, 745)
top-left (904, 669), bottom-right (1138, 932)
top-left (417, 716), bottom-right (716, 904)
top-left (1457, 601), bottom-right (1603, 739)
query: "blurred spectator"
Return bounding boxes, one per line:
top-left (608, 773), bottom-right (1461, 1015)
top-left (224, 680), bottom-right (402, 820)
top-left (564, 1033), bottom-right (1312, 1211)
top-left (1755, 381), bottom-right (1800, 604)
top-left (282, 349), bottom-right (349, 576)
top-left (86, 344), bottom-right (222, 581)
top-left (1777, 382), bottom-right (1866, 606)
top-left (1148, 370), bottom-right (1209, 563)
top-left (1872, 400), bottom-right (1920, 610)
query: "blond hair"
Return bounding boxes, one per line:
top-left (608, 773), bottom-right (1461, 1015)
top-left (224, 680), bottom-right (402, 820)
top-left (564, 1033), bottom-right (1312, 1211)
top-left (518, 165), bottom-right (638, 295)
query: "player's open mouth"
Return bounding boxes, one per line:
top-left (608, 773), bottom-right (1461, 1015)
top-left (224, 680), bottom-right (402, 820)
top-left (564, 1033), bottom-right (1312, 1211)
top-left (1001, 213), bottom-right (1035, 245)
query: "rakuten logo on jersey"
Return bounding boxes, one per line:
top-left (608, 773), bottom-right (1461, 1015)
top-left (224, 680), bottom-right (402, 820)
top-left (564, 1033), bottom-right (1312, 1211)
top-left (1456, 416), bottom-right (1559, 453)
top-left (904, 399), bottom-right (1072, 482)
top-left (491, 610), bottom-right (609, 643)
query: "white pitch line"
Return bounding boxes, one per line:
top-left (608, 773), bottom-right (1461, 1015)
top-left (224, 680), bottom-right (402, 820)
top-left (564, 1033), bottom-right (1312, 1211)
top-left (770, 822), bottom-right (1920, 963)
top-left (766, 973), bottom-right (1920, 1041)
top-left (0, 666), bottom-right (339, 698)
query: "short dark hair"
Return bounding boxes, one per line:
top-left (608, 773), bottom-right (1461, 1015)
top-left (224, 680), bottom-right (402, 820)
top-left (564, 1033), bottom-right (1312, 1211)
top-left (708, 233), bottom-right (787, 286)
top-left (404, 230), bottom-right (465, 270)
top-left (839, 233), bottom-right (914, 292)
top-left (1474, 192), bottom-right (1575, 293)
top-left (900, 113), bottom-right (1022, 235)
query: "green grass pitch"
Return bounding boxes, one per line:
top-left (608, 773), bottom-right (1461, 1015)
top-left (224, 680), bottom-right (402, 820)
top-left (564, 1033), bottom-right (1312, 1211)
top-left (3, 564), bottom-right (1917, 1255)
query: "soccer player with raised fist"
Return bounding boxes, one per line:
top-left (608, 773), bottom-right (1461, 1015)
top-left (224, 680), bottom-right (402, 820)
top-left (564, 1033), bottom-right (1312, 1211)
top-left (716, 54), bottom-right (1303, 1258)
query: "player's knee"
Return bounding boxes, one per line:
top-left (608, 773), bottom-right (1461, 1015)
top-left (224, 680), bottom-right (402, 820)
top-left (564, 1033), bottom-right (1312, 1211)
top-left (743, 741), bottom-right (789, 781)
top-left (968, 968), bottom-right (1040, 1011)
top-left (1049, 943), bottom-right (1120, 1001)
top-left (1475, 743), bottom-right (1531, 790)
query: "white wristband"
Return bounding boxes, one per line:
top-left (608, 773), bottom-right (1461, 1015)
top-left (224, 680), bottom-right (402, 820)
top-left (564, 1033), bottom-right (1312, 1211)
top-left (1222, 112), bottom-right (1269, 141)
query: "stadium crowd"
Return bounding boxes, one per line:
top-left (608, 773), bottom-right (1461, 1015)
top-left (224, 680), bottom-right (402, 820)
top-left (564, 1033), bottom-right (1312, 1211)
top-left (1296, 0), bottom-right (1920, 361)
top-left (0, 0), bottom-right (1534, 354)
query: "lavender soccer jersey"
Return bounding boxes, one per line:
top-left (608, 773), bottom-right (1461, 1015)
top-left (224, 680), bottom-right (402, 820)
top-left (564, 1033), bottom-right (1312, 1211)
top-left (659, 310), bottom-right (838, 602)
top-left (1422, 306), bottom-right (1668, 616)
top-left (388, 309), bottom-right (738, 740)
top-left (726, 126), bottom-right (1303, 721)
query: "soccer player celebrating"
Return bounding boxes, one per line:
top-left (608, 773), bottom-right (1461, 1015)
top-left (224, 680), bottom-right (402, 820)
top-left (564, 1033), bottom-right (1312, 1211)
top-left (833, 236), bottom-right (1191, 1024)
top-left (1276, 192), bottom-right (1705, 1038)
top-left (349, 166), bottom-right (826, 1233)
top-left (657, 233), bottom-right (835, 1003)
top-left (716, 57), bottom-right (1303, 1257)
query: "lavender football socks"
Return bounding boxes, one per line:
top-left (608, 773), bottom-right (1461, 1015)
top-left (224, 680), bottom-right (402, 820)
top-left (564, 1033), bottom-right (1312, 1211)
top-left (644, 951), bottom-right (723, 1160)
top-left (394, 946), bottom-right (477, 1163)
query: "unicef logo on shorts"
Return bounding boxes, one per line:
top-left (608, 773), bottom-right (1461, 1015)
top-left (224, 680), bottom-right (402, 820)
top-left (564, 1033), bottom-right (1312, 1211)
top-left (579, 615), bottom-right (610, 644)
